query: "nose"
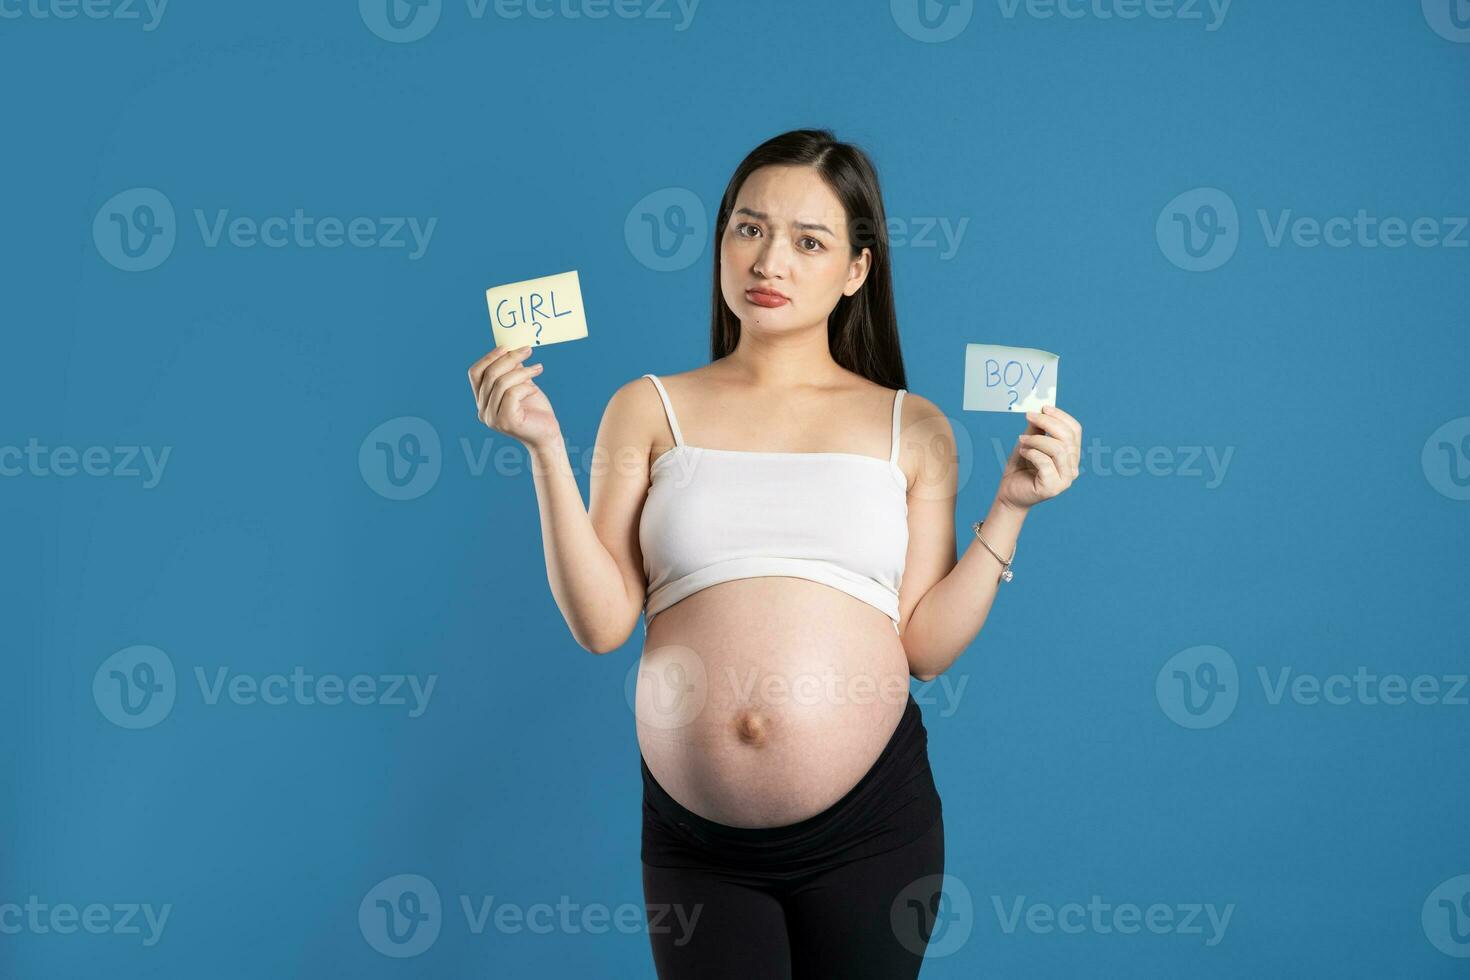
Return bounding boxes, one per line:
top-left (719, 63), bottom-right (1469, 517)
top-left (752, 234), bottom-right (795, 279)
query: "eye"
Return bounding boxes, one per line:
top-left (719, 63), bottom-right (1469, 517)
top-left (734, 222), bottom-right (760, 238)
top-left (799, 236), bottom-right (823, 252)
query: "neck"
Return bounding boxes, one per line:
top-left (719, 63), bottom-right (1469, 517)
top-left (722, 320), bottom-right (843, 388)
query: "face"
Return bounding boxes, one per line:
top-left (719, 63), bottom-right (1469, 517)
top-left (719, 164), bottom-right (872, 332)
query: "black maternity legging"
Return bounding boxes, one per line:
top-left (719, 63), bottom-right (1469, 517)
top-left (640, 692), bottom-right (946, 979)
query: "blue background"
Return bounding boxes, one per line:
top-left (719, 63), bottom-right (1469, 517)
top-left (5, 0), bottom-right (1469, 976)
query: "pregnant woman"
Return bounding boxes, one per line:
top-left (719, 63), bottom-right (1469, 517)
top-left (468, 129), bottom-right (1082, 978)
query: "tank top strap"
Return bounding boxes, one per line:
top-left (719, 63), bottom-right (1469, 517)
top-left (889, 389), bottom-right (907, 466)
top-left (643, 374), bottom-right (685, 448)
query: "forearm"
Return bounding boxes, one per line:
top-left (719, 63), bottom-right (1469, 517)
top-left (904, 495), bottom-right (1029, 680)
top-left (528, 437), bottom-right (635, 653)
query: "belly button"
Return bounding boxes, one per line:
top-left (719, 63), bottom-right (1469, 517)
top-left (733, 708), bottom-right (768, 746)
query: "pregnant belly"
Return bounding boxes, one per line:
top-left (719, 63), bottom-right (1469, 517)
top-left (635, 576), bottom-right (912, 829)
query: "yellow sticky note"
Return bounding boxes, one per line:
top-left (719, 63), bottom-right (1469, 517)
top-left (484, 270), bottom-right (588, 348)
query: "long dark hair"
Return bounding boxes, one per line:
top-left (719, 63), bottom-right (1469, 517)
top-left (708, 129), bottom-right (906, 390)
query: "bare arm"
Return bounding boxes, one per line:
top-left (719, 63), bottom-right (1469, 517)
top-left (469, 348), bottom-right (653, 654)
top-left (532, 379), bottom-right (658, 653)
top-left (894, 396), bottom-right (1082, 681)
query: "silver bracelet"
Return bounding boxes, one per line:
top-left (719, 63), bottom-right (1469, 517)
top-left (971, 520), bottom-right (1015, 582)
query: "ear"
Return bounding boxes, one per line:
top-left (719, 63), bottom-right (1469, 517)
top-left (843, 246), bottom-right (872, 297)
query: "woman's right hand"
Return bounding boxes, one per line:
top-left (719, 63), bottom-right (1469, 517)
top-left (467, 345), bottom-right (561, 450)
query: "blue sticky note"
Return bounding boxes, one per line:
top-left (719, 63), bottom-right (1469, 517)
top-left (963, 343), bottom-right (1059, 412)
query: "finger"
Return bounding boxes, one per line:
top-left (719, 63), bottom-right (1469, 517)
top-left (1024, 410), bottom-right (1074, 444)
top-left (498, 377), bottom-right (539, 424)
top-left (1041, 404), bottom-right (1081, 443)
top-left (1023, 429), bottom-right (1081, 476)
top-left (1020, 432), bottom-right (1067, 460)
top-left (1023, 437), bottom-right (1070, 481)
top-left (482, 362), bottom-right (544, 422)
top-left (476, 354), bottom-right (538, 418)
top-left (468, 345), bottom-right (530, 389)
top-left (1020, 447), bottom-right (1062, 485)
top-left (467, 346), bottom-right (513, 387)
top-left (1023, 432), bottom-right (1078, 478)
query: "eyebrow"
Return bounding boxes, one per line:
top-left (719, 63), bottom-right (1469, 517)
top-left (734, 207), bottom-right (835, 236)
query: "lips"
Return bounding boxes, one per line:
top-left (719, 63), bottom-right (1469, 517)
top-left (745, 287), bottom-right (789, 308)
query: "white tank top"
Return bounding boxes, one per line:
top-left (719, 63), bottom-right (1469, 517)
top-left (638, 374), bottom-right (909, 636)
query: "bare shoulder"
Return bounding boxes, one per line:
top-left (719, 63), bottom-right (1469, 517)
top-left (599, 373), bottom-right (664, 431)
top-left (896, 389), bottom-right (946, 427)
top-left (604, 370), bottom-right (701, 461)
top-left (893, 390), bottom-right (957, 489)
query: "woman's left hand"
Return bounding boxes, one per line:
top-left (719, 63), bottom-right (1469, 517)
top-left (995, 404), bottom-right (1083, 511)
